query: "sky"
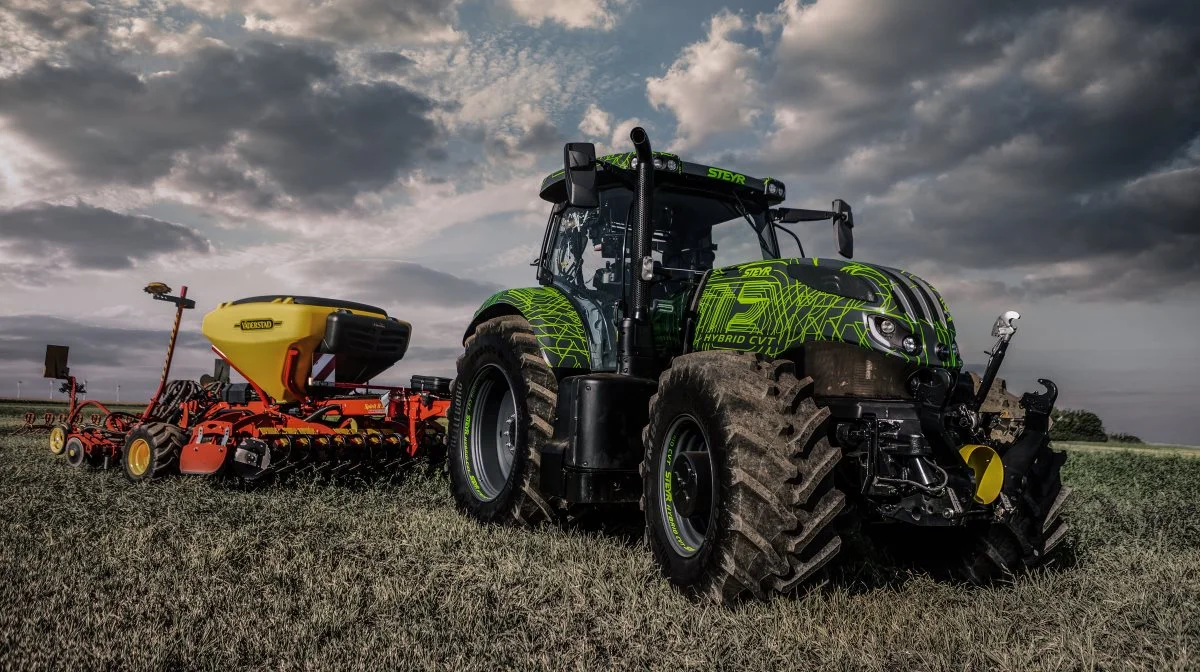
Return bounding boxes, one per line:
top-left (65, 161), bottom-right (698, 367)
top-left (0, 0), bottom-right (1197, 443)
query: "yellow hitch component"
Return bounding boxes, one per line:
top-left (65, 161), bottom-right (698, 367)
top-left (959, 444), bottom-right (1004, 505)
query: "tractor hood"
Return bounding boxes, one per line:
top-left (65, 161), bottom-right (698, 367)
top-left (691, 258), bottom-right (960, 368)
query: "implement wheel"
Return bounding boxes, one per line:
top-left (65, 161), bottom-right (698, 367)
top-left (64, 437), bottom-right (88, 468)
top-left (448, 315), bottom-right (558, 525)
top-left (123, 423), bottom-right (186, 482)
top-left (642, 351), bottom-right (845, 604)
top-left (49, 424), bottom-right (69, 456)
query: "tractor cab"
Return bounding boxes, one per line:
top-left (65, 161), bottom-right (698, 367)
top-left (534, 149), bottom-right (852, 369)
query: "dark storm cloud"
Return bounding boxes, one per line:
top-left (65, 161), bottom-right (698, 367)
top-left (515, 120), bottom-right (565, 153)
top-left (291, 260), bottom-right (500, 308)
top-left (0, 40), bottom-right (444, 210)
top-left (737, 0), bottom-right (1200, 301)
top-left (366, 51), bottom-right (416, 74)
top-left (0, 202), bottom-right (211, 272)
top-left (0, 315), bottom-right (208, 369)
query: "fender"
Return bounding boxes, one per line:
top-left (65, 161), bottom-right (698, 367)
top-left (692, 258), bottom-right (960, 368)
top-left (466, 287), bottom-right (592, 369)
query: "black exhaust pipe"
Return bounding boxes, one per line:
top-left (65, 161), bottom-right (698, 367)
top-left (617, 127), bottom-right (657, 378)
top-left (629, 127), bottom-right (653, 321)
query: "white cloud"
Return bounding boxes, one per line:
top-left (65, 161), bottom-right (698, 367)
top-left (176, 0), bottom-right (463, 45)
top-left (504, 0), bottom-right (630, 30)
top-left (578, 103), bottom-right (612, 139)
top-left (109, 18), bottom-right (225, 55)
top-left (646, 11), bottom-right (763, 150)
top-left (411, 36), bottom-right (598, 130)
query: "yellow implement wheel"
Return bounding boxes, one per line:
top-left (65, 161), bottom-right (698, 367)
top-left (49, 424), bottom-right (69, 456)
top-left (122, 423), bottom-right (185, 482)
top-left (126, 438), bottom-right (152, 477)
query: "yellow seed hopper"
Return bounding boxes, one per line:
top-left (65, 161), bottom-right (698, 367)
top-left (202, 295), bottom-right (411, 402)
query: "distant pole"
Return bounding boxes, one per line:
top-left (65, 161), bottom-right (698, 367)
top-left (82, 379), bottom-right (88, 401)
top-left (116, 384), bottom-right (121, 403)
top-left (16, 380), bottom-right (21, 400)
top-left (49, 380), bottom-right (53, 401)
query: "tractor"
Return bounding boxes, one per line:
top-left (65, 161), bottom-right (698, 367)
top-left (447, 127), bottom-right (1070, 603)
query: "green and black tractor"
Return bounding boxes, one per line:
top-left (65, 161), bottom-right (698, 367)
top-left (448, 127), bottom-right (1070, 603)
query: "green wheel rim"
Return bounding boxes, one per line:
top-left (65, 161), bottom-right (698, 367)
top-left (461, 363), bottom-right (518, 501)
top-left (658, 415), bottom-right (716, 558)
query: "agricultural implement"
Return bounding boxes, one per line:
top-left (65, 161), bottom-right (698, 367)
top-left (446, 128), bottom-right (1070, 603)
top-left (47, 284), bottom-right (451, 481)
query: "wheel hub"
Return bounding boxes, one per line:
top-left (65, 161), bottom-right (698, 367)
top-left (670, 450), bottom-right (712, 518)
top-left (658, 415), bottom-right (717, 558)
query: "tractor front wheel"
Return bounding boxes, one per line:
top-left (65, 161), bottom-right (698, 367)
top-left (448, 315), bottom-right (558, 525)
top-left (122, 423), bottom-right (186, 482)
top-left (642, 351), bottom-right (846, 604)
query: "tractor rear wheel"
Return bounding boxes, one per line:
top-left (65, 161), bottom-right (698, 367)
top-left (956, 441), bottom-right (1071, 583)
top-left (48, 424), bottom-right (69, 456)
top-left (122, 422), bottom-right (186, 482)
top-left (448, 315), bottom-right (558, 525)
top-left (642, 351), bottom-right (846, 604)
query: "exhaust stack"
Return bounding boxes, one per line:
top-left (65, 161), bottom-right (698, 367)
top-left (617, 126), bottom-right (657, 377)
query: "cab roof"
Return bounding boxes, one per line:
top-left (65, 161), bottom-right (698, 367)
top-left (538, 151), bottom-right (786, 205)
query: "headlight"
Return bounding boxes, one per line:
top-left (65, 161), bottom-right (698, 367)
top-left (666, 159), bottom-right (678, 171)
top-left (767, 183), bottom-right (778, 195)
top-left (902, 336), bottom-right (920, 354)
top-left (652, 157), bottom-right (664, 169)
top-left (879, 319), bottom-right (896, 335)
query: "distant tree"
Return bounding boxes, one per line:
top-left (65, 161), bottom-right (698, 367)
top-left (1050, 408), bottom-right (1107, 442)
top-left (1107, 432), bottom-right (1144, 444)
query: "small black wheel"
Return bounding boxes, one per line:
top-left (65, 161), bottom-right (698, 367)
top-left (48, 424), bottom-right (70, 456)
top-left (64, 437), bottom-right (88, 468)
top-left (448, 315), bottom-right (557, 525)
top-left (122, 422), bottom-right (186, 482)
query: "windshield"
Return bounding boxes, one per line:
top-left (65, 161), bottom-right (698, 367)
top-left (588, 186), bottom-right (778, 274)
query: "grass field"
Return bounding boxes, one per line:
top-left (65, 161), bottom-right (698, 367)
top-left (1, 401), bottom-right (1197, 671)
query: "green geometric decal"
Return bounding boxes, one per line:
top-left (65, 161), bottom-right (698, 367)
top-left (475, 287), bottom-right (592, 369)
top-left (693, 258), bottom-right (959, 368)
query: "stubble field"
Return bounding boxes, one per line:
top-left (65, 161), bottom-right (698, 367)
top-left (1, 401), bottom-right (1197, 671)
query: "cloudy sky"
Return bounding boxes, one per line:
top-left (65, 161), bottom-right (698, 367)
top-left (0, 0), bottom-right (1197, 443)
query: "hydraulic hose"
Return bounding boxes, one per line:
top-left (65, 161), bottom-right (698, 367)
top-left (630, 126), bottom-right (653, 320)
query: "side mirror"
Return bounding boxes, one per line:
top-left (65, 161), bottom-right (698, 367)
top-left (563, 142), bottom-right (598, 209)
top-left (832, 199), bottom-right (854, 258)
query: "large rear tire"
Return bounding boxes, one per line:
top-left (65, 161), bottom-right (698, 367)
top-left (122, 422), bottom-right (186, 482)
top-left (642, 351), bottom-right (846, 604)
top-left (447, 316), bottom-right (558, 525)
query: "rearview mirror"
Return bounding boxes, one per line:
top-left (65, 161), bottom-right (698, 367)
top-left (563, 142), bottom-right (598, 209)
top-left (833, 199), bottom-right (853, 258)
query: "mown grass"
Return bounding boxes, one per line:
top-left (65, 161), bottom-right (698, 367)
top-left (2, 404), bottom-right (1197, 671)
